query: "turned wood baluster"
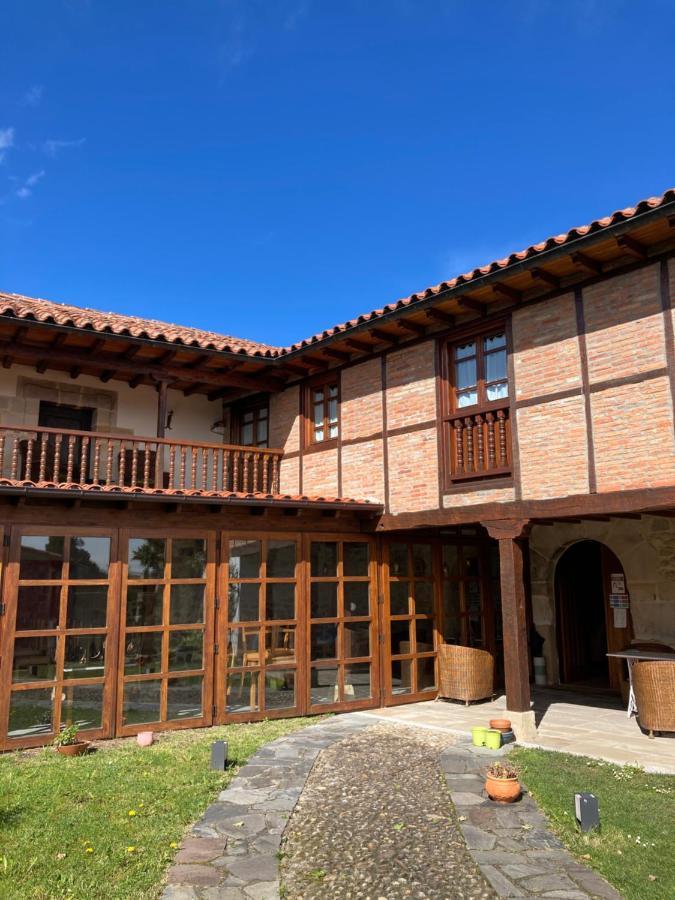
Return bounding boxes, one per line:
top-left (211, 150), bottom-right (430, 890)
top-left (130, 444), bottom-right (138, 487)
top-left (154, 444), bottom-right (162, 489)
top-left (119, 441), bottom-right (126, 486)
top-left (52, 436), bottom-right (62, 482)
top-left (453, 420), bottom-right (464, 475)
top-left (143, 444), bottom-right (151, 489)
top-left (179, 446), bottom-right (187, 489)
top-left (66, 435), bottom-right (76, 482)
top-left (201, 449), bottom-right (208, 490)
top-left (24, 436), bottom-right (34, 481)
top-left (212, 449), bottom-right (219, 491)
top-left (243, 452), bottom-right (251, 492)
top-left (0, 434), bottom-right (6, 478)
top-left (475, 414), bottom-right (484, 472)
top-left (233, 450), bottom-right (240, 492)
top-left (263, 456), bottom-right (270, 492)
top-left (221, 449), bottom-right (229, 492)
top-left (80, 436), bottom-right (89, 483)
top-left (253, 452), bottom-right (261, 492)
top-left (10, 436), bottom-right (20, 480)
top-left (497, 410), bottom-right (507, 466)
top-left (190, 448), bottom-right (198, 488)
top-left (38, 432), bottom-right (48, 482)
top-left (272, 455), bottom-right (280, 494)
top-left (106, 440), bottom-right (114, 485)
top-left (464, 417), bottom-right (475, 472)
top-left (92, 438), bottom-right (101, 485)
top-left (486, 412), bottom-right (496, 469)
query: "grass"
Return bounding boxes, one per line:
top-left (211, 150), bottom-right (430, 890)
top-left (510, 747), bottom-right (674, 900)
top-left (0, 717), bottom-right (319, 900)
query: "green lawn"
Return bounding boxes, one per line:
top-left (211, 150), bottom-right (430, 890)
top-left (510, 747), bottom-right (675, 900)
top-left (0, 718), bottom-right (317, 900)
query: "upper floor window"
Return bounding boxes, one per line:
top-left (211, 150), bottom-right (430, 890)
top-left (307, 377), bottom-right (339, 445)
top-left (235, 401), bottom-right (268, 448)
top-left (452, 332), bottom-right (508, 411)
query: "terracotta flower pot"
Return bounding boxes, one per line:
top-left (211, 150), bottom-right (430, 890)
top-left (489, 719), bottom-right (511, 732)
top-left (485, 775), bottom-right (521, 803)
top-left (56, 741), bottom-right (90, 757)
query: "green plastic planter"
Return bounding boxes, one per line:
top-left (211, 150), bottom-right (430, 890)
top-left (485, 729), bottom-right (502, 750)
top-left (472, 726), bottom-right (488, 747)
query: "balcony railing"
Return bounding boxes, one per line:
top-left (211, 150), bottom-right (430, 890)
top-left (448, 405), bottom-right (511, 481)
top-left (0, 425), bottom-right (282, 497)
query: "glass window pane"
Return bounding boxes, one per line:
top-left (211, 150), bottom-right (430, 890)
top-left (171, 539), bottom-right (206, 579)
top-left (344, 622), bottom-right (370, 659)
top-left (226, 671), bottom-right (260, 713)
top-left (16, 585), bottom-right (60, 631)
top-left (228, 583), bottom-right (260, 622)
top-left (311, 666), bottom-right (338, 705)
top-left (345, 663), bottom-right (371, 700)
top-left (66, 585), bottom-right (108, 629)
top-left (466, 580), bottom-right (482, 615)
top-left (327, 398), bottom-right (338, 422)
top-left (126, 585), bottom-right (164, 627)
top-left (170, 584), bottom-right (204, 624)
top-left (8, 688), bottom-right (53, 739)
top-left (311, 542), bottom-right (337, 577)
top-left (314, 427), bottom-right (324, 442)
top-left (468, 614), bottom-right (483, 646)
top-left (328, 384), bottom-right (338, 399)
top-left (443, 583), bottom-right (461, 643)
top-left (20, 535), bottom-right (64, 580)
top-left (417, 657), bottom-right (436, 692)
top-left (484, 333), bottom-right (506, 351)
top-left (455, 341), bottom-right (476, 360)
top-left (69, 537), bottom-right (110, 579)
top-left (124, 632), bottom-right (162, 675)
top-left (412, 544), bottom-right (432, 577)
top-left (311, 623), bottom-right (337, 660)
top-left (265, 583), bottom-right (295, 620)
top-left (168, 630), bottom-right (204, 672)
top-left (61, 684), bottom-right (104, 731)
top-left (344, 542), bottom-right (369, 576)
top-left (414, 581), bottom-right (434, 615)
top-left (415, 619), bottom-right (434, 652)
top-left (390, 581), bottom-right (410, 616)
top-left (265, 669), bottom-right (295, 710)
top-left (128, 539), bottom-right (165, 579)
top-left (258, 407), bottom-right (268, 421)
top-left (391, 659), bottom-right (412, 695)
top-left (257, 418), bottom-right (268, 445)
top-left (227, 627), bottom-right (260, 667)
top-left (390, 620), bottom-right (411, 656)
top-left (267, 540), bottom-right (296, 578)
top-left (455, 357), bottom-right (477, 390)
top-left (389, 543), bottom-right (408, 576)
top-left (344, 582), bottom-right (369, 617)
top-left (464, 545), bottom-right (481, 578)
top-left (12, 636), bottom-right (57, 683)
top-left (486, 380), bottom-right (509, 401)
top-left (241, 423), bottom-right (254, 445)
top-left (229, 540), bottom-right (261, 579)
top-left (328, 423), bottom-right (338, 439)
top-left (266, 626), bottom-right (296, 664)
top-left (442, 545), bottom-right (460, 578)
top-left (64, 635), bottom-right (106, 679)
top-left (167, 676), bottom-right (203, 721)
top-left (123, 680), bottom-right (161, 726)
top-left (485, 348), bottom-right (507, 382)
top-left (457, 389), bottom-right (478, 408)
top-left (311, 582), bottom-right (338, 619)
top-left (313, 402), bottom-right (324, 427)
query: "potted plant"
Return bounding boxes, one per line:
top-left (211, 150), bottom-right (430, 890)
top-left (53, 724), bottom-right (90, 757)
top-left (485, 761), bottom-right (521, 802)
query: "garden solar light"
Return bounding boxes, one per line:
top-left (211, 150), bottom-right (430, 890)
top-left (211, 740), bottom-right (228, 770)
top-left (574, 792), bottom-right (600, 832)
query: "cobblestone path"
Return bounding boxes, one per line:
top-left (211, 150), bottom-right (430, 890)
top-left (280, 723), bottom-right (495, 899)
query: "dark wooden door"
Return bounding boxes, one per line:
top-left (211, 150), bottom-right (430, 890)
top-left (36, 402), bottom-right (94, 483)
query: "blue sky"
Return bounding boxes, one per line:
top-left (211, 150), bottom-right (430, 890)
top-left (1, 1), bottom-right (674, 348)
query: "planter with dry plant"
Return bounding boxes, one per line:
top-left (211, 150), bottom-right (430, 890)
top-left (485, 760), bottom-right (521, 802)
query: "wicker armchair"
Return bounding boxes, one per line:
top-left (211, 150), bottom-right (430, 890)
top-left (438, 643), bottom-right (495, 705)
top-left (632, 661), bottom-right (675, 738)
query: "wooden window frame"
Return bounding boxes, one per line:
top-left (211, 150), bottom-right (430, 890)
top-left (439, 320), bottom-right (513, 488)
top-left (232, 397), bottom-right (270, 449)
top-left (303, 373), bottom-right (340, 451)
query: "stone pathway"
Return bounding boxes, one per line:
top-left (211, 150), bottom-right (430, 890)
top-left (161, 714), bottom-right (621, 900)
top-left (280, 722), bottom-right (493, 899)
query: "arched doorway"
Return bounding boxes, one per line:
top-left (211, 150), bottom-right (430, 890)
top-left (555, 540), bottom-right (632, 692)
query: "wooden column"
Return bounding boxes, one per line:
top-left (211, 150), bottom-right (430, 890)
top-left (483, 518), bottom-right (531, 713)
top-left (156, 379), bottom-right (170, 438)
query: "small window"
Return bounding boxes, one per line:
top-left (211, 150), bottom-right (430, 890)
top-left (307, 377), bottom-right (339, 445)
top-left (452, 332), bottom-right (508, 411)
top-left (235, 402), bottom-right (268, 448)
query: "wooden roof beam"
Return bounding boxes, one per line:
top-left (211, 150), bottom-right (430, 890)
top-left (345, 337), bottom-right (374, 353)
top-left (396, 319), bottom-right (426, 336)
top-left (492, 283), bottom-right (522, 303)
top-left (369, 327), bottom-right (399, 344)
top-left (531, 267), bottom-right (561, 290)
top-left (572, 251), bottom-right (602, 275)
top-left (182, 383), bottom-right (205, 397)
top-left (69, 366), bottom-right (81, 379)
top-left (457, 297), bottom-right (487, 315)
top-left (301, 353), bottom-right (330, 369)
top-left (616, 234), bottom-right (648, 260)
top-left (279, 361), bottom-right (311, 377)
top-left (323, 347), bottom-right (351, 362)
top-left (424, 308), bottom-right (455, 326)
top-left (2, 355), bottom-right (12, 369)
top-left (100, 370), bottom-right (117, 383)
top-left (128, 374), bottom-right (144, 389)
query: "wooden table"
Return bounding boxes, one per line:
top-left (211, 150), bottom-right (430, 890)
top-left (607, 649), bottom-right (675, 717)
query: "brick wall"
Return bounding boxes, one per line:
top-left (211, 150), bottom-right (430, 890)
top-left (302, 446), bottom-right (339, 496)
top-left (341, 358), bottom-right (382, 441)
top-left (386, 342), bottom-right (436, 431)
top-left (513, 293), bottom-right (581, 401)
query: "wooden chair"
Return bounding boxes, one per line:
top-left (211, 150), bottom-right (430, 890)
top-left (632, 661), bottom-right (675, 738)
top-left (437, 643), bottom-right (494, 705)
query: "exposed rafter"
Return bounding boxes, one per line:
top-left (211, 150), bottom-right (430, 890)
top-left (345, 337), bottom-right (373, 353)
top-left (369, 327), bottom-right (399, 344)
top-left (616, 234), bottom-right (648, 260)
top-left (458, 297), bottom-right (487, 315)
top-left (424, 308), bottom-right (455, 326)
top-left (530, 267), bottom-right (561, 290)
top-left (396, 319), bottom-right (426, 336)
top-left (571, 251), bottom-right (602, 275)
top-left (492, 282), bottom-right (522, 303)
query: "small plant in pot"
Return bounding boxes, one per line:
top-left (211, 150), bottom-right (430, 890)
top-left (485, 761), bottom-right (521, 803)
top-left (53, 724), bottom-right (90, 757)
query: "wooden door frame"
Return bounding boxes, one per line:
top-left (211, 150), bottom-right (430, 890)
top-left (116, 528), bottom-right (216, 736)
top-left (0, 525), bottom-right (120, 751)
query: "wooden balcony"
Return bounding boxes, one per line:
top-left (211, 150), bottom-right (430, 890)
top-left (0, 425), bottom-right (282, 498)
top-left (448, 405), bottom-right (512, 481)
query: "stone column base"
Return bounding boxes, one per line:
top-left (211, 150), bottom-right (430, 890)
top-left (506, 709), bottom-right (537, 741)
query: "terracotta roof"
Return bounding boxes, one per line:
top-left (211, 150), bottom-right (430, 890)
top-left (284, 188), bottom-right (675, 352)
top-left (0, 291), bottom-right (280, 357)
top-left (2, 188), bottom-right (674, 359)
